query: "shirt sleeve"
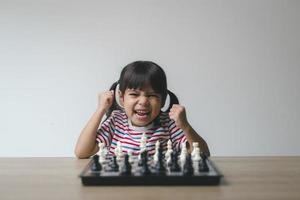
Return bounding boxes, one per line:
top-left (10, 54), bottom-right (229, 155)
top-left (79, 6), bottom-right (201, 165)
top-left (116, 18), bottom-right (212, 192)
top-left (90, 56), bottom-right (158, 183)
top-left (96, 112), bottom-right (116, 147)
top-left (167, 118), bottom-right (187, 151)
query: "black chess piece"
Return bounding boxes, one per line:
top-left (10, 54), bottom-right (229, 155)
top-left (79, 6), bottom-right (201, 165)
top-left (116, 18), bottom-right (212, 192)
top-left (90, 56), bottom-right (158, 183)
top-left (91, 155), bottom-right (102, 171)
top-left (140, 151), bottom-right (151, 175)
top-left (138, 150), bottom-right (146, 166)
top-left (170, 151), bottom-right (181, 172)
top-left (183, 154), bottom-right (194, 176)
top-left (154, 146), bottom-right (166, 175)
top-left (120, 154), bottom-right (132, 175)
top-left (111, 155), bottom-right (119, 172)
top-left (199, 152), bottom-right (209, 172)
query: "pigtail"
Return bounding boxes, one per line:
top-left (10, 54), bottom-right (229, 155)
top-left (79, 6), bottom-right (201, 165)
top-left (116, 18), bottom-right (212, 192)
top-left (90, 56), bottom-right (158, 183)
top-left (154, 89), bottom-right (179, 126)
top-left (106, 81), bottom-right (122, 119)
top-left (164, 90), bottom-right (179, 113)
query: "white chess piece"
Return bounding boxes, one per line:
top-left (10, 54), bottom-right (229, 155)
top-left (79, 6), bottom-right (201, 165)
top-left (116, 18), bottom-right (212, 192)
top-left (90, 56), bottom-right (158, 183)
top-left (191, 142), bottom-right (199, 158)
top-left (192, 147), bottom-right (201, 162)
top-left (98, 142), bottom-right (106, 164)
top-left (115, 141), bottom-right (124, 160)
top-left (165, 139), bottom-right (173, 164)
top-left (139, 133), bottom-right (147, 152)
top-left (180, 141), bottom-right (187, 167)
top-left (153, 140), bottom-right (160, 163)
top-left (138, 133), bottom-right (147, 160)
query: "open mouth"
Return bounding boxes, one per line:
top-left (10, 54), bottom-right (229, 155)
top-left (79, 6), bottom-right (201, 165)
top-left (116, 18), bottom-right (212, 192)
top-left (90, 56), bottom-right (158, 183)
top-left (134, 110), bottom-right (150, 119)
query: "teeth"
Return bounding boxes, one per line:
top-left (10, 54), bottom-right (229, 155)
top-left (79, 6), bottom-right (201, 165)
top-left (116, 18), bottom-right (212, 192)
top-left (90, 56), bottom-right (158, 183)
top-left (136, 110), bottom-right (149, 115)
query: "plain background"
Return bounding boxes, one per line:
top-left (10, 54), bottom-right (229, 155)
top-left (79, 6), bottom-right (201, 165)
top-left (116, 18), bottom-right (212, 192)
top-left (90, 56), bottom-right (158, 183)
top-left (0, 0), bottom-right (299, 157)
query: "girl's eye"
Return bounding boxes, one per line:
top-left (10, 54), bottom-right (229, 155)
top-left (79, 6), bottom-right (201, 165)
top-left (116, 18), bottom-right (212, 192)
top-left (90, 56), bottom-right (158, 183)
top-left (129, 93), bottom-right (138, 96)
top-left (148, 94), bottom-right (159, 98)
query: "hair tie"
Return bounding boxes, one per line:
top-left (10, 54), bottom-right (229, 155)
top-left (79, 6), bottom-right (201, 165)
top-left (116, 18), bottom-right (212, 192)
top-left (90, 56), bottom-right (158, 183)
top-left (161, 92), bottom-right (170, 112)
top-left (114, 83), bottom-right (124, 108)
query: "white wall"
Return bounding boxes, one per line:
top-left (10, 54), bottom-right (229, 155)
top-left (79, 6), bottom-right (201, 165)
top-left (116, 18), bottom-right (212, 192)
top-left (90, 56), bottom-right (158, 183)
top-left (0, 0), bottom-right (299, 156)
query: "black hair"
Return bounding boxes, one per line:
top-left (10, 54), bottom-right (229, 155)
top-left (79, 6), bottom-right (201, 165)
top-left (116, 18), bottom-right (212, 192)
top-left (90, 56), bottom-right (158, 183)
top-left (106, 61), bottom-right (179, 117)
top-left (120, 61), bottom-right (167, 99)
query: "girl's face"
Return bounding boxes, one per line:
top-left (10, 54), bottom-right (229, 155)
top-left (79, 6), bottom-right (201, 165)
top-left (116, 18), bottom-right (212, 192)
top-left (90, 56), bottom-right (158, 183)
top-left (119, 85), bottom-right (162, 127)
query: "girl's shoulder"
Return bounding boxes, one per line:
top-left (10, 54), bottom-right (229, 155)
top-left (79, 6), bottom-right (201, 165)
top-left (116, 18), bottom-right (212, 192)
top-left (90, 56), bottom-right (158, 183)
top-left (110, 109), bottom-right (127, 119)
top-left (159, 111), bottom-right (169, 118)
top-left (158, 111), bottom-right (172, 124)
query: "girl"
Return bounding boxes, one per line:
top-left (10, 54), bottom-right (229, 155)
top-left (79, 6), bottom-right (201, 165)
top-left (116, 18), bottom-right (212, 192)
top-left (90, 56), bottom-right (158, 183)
top-left (75, 61), bottom-right (210, 158)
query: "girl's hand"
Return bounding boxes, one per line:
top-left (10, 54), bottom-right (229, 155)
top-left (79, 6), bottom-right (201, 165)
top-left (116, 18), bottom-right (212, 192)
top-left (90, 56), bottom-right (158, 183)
top-left (97, 90), bottom-right (114, 112)
top-left (169, 104), bottom-right (190, 131)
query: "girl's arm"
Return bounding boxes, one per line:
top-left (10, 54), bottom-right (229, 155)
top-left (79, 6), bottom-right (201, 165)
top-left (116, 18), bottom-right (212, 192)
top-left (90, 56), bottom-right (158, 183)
top-left (169, 104), bottom-right (210, 156)
top-left (74, 91), bottom-right (114, 158)
top-left (181, 123), bottom-right (210, 156)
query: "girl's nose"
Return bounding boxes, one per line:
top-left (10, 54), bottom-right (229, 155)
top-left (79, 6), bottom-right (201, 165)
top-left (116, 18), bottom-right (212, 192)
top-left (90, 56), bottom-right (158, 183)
top-left (138, 96), bottom-right (150, 106)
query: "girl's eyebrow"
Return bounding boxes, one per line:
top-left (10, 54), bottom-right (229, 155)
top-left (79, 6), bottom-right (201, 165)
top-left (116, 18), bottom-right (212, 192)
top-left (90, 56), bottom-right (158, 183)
top-left (127, 89), bottom-right (139, 92)
top-left (127, 89), bottom-right (157, 94)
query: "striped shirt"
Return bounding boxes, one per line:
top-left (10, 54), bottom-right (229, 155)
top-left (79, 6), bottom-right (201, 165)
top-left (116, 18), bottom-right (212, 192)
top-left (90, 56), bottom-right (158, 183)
top-left (96, 110), bottom-right (187, 156)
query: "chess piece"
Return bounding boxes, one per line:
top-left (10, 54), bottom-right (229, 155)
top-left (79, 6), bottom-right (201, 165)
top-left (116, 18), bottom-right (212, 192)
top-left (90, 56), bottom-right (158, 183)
top-left (140, 133), bottom-right (147, 151)
top-left (98, 142), bottom-right (106, 164)
top-left (115, 141), bottom-right (124, 160)
top-left (111, 155), bottom-right (119, 172)
top-left (170, 151), bottom-right (181, 172)
top-left (127, 150), bottom-right (134, 163)
top-left (199, 152), bottom-right (209, 172)
top-left (192, 147), bottom-right (201, 162)
top-left (153, 140), bottom-right (160, 163)
top-left (180, 141), bottom-right (187, 167)
top-left (183, 154), bottom-right (194, 176)
top-left (191, 142), bottom-right (199, 158)
top-left (165, 139), bottom-right (173, 165)
top-left (120, 154), bottom-right (132, 175)
top-left (154, 144), bottom-right (166, 175)
top-left (91, 155), bottom-right (102, 171)
top-left (138, 133), bottom-right (147, 161)
top-left (140, 151), bottom-right (151, 175)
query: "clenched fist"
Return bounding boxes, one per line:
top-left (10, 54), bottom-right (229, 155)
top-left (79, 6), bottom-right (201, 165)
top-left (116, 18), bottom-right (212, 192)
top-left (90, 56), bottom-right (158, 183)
top-left (98, 90), bottom-right (114, 112)
top-left (169, 104), bottom-right (190, 131)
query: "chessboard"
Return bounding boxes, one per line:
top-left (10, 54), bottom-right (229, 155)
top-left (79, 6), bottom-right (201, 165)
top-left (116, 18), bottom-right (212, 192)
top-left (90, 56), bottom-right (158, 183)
top-left (79, 142), bottom-right (222, 185)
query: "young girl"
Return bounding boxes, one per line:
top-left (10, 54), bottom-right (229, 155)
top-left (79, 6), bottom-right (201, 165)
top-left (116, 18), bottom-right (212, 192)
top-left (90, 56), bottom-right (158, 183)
top-left (75, 61), bottom-right (210, 158)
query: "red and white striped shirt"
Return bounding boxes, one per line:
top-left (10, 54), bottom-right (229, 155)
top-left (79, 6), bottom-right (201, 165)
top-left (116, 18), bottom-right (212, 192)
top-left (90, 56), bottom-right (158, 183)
top-left (96, 110), bottom-right (187, 156)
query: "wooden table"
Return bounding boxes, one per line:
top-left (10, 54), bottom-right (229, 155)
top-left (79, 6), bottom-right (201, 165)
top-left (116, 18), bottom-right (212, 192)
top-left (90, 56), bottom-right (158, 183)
top-left (0, 157), bottom-right (300, 200)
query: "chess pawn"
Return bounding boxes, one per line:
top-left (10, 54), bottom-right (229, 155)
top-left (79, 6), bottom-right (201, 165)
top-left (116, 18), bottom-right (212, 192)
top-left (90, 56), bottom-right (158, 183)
top-left (192, 147), bottom-right (201, 162)
top-left (183, 154), bottom-right (194, 176)
top-left (111, 155), bottom-right (119, 172)
top-left (115, 141), bottom-right (124, 161)
top-left (180, 141), bottom-right (187, 156)
top-left (140, 151), bottom-right (151, 175)
top-left (199, 152), bottom-right (209, 172)
top-left (120, 154), bottom-right (132, 175)
top-left (170, 151), bottom-right (181, 172)
top-left (91, 155), bottom-right (102, 171)
top-left (191, 142), bottom-right (199, 158)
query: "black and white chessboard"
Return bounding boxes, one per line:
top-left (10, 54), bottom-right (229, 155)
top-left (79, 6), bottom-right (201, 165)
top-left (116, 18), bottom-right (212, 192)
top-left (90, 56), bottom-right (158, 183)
top-left (79, 151), bottom-right (222, 186)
